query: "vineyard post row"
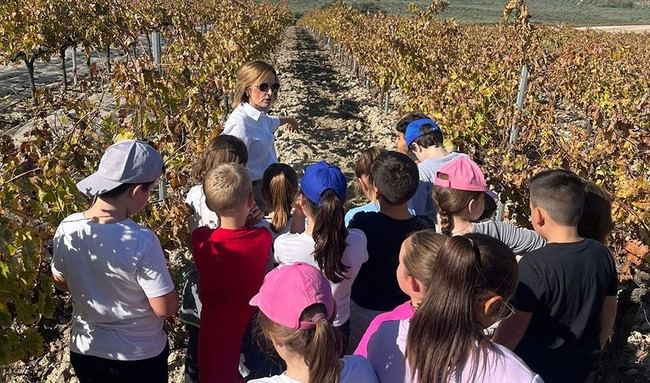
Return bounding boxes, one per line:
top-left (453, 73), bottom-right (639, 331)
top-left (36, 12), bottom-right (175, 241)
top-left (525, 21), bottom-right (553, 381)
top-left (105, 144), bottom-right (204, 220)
top-left (311, 26), bottom-right (534, 223)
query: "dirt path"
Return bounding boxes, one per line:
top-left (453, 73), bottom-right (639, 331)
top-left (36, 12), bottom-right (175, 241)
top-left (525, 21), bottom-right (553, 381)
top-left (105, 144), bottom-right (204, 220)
top-left (271, 26), bottom-right (398, 191)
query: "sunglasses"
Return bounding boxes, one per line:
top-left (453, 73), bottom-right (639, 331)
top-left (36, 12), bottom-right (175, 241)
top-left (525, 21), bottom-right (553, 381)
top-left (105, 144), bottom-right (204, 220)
top-left (255, 83), bottom-right (281, 93)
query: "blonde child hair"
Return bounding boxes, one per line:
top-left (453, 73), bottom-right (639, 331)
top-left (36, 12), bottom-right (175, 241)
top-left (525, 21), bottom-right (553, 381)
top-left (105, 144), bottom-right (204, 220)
top-left (400, 230), bottom-right (447, 303)
top-left (203, 163), bottom-right (252, 215)
top-left (261, 163), bottom-right (298, 233)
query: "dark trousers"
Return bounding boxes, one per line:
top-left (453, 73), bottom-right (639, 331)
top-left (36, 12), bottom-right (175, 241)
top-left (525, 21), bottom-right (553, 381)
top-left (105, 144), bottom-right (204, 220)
top-left (184, 325), bottom-right (200, 383)
top-left (70, 343), bottom-right (169, 383)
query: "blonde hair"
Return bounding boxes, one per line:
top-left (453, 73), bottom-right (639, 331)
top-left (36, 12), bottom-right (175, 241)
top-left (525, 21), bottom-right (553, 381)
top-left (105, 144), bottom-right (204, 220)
top-left (232, 60), bottom-right (278, 109)
top-left (403, 230), bottom-right (446, 287)
top-left (203, 163), bottom-right (251, 215)
top-left (258, 304), bottom-right (343, 383)
top-left (261, 163), bottom-right (298, 233)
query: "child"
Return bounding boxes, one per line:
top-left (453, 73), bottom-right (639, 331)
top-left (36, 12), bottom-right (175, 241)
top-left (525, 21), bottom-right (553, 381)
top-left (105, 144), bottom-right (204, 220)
top-left (494, 169), bottom-right (617, 383)
top-left (248, 263), bottom-right (379, 383)
top-left (394, 112), bottom-right (429, 155)
top-left (366, 234), bottom-right (542, 382)
top-left (191, 163), bottom-right (272, 383)
top-left (51, 140), bottom-right (177, 382)
top-left (182, 134), bottom-right (259, 383)
top-left (405, 117), bottom-right (467, 221)
top-left (274, 161), bottom-right (369, 346)
top-left (433, 156), bottom-right (495, 236)
top-left (344, 146), bottom-right (386, 226)
top-left (345, 146), bottom-right (417, 226)
top-left (354, 229), bottom-right (445, 358)
top-left (348, 151), bottom-right (434, 349)
top-left (185, 134), bottom-right (250, 231)
top-left (260, 163), bottom-right (299, 239)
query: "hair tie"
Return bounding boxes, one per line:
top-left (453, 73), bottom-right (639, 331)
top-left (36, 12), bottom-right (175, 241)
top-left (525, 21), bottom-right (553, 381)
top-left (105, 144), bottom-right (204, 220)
top-left (298, 313), bottom-right (327, 330)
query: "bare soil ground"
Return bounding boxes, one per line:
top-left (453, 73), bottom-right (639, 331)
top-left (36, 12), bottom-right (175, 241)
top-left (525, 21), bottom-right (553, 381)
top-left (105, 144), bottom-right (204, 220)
top-left (0, 26), bottom-right (648, 383)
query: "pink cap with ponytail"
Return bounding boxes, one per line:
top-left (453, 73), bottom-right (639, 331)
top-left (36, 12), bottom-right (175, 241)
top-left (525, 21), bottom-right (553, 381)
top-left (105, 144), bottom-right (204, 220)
top-left (249, 263), bottom-right (335, 330)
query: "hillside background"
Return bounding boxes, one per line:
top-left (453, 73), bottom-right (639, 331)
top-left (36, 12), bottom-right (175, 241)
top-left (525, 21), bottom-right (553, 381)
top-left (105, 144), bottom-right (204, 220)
top-left (286, 0), bottom-right (650, 25)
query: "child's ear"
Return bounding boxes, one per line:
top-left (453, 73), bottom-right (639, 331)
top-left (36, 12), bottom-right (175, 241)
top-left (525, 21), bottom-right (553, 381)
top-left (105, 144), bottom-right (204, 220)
top-left (468, 197), bottom-right (482, 217)
top-left (483, 295), bottom-right (503, 319)
top-left (531, 206), bottom-right (544, 227)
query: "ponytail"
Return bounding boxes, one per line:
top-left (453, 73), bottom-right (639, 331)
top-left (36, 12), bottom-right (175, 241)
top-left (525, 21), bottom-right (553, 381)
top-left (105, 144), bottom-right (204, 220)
top-left (258, 304), bottom-right (342, 383)
top-left (305, 313), bottom-right (342, 383)
top-left (262, 164), bottom-right (298, 233)
top-left (405, 234), bottom-right (517, 383)
top-left (310, 190), bottom-right (349, 283)
top-left (433, 186), bottom-right (482, 235)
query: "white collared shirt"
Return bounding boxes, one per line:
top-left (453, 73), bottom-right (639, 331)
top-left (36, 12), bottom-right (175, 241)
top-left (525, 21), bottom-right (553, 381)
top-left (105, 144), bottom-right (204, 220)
top-left (223, 103), bottom-right (281, 180)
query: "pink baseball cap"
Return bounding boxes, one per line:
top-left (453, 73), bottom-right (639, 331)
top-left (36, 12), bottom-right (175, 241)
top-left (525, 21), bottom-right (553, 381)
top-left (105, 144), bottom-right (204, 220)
top-left (435, 157), bottom-right (496, 198)
top-left (250, 263), bottom-right (335, 330)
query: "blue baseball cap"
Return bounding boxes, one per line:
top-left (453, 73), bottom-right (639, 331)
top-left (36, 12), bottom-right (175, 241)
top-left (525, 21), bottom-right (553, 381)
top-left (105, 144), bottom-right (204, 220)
top-left (300, 161), bottom-right (347, 204)
top-left (405, 118), bottom-right (441, 147)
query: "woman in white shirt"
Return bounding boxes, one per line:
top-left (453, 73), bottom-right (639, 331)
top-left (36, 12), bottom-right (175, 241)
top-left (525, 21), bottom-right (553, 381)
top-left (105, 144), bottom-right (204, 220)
top-left (223, 60), bottom-right (299, 210)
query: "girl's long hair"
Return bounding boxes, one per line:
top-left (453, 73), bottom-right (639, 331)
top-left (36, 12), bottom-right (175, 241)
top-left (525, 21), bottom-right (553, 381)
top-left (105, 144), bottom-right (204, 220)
top-left (305, 190), bottom-right (349, 283)
top-left (262, 164), bottom-right (298, 233)
top-left (402, 230), bottom-right (446, 288)
top-left (433, 186), bottom-right (482, 235)
top-left (258, 304), bottom-right (343, 383)
top-left (191, 135), bottom-right (248, 181)
top-left (406, 233), bottom-right (518, 383)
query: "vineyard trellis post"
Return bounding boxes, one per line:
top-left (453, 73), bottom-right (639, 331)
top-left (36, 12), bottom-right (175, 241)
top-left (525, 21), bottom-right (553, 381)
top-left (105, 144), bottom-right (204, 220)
top-left (71, 46), bottom-right (78, 86)
top-left (151, 31), bottom-right (162, 72)
top-left (496, 64), bottom-right (529, 221)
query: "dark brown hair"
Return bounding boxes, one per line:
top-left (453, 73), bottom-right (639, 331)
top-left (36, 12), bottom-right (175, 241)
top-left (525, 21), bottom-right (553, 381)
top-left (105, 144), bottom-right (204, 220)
top-left (395, 112), bottom-right (429, 134)
top-left (433, 187), bottom-right (483, 235)
top-left (529, 169), bottom-right (585, 226)
top-left (261, 164), bottom-right (298, 233)
top-left (578, 181), bottom-right (613, 243)
top-left (258, 304), bottom-right (343, 383)
top-left (191, 135), bottom-right (248, 181)
top-left (371, 151), bottom-right (419, 205)
top-left (406, 233), bottom-right (517, 383)
top-left (410, 123), bottom-right (444, 149)
top-left (354, 146), bottom-right (385, 198)
top-left (304, 189), bottom-right (349, 283)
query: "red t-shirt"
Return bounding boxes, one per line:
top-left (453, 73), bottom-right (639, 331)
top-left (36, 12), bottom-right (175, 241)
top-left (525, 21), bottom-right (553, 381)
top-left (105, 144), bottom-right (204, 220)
top-left (192, 226), bottom-right (272, 383)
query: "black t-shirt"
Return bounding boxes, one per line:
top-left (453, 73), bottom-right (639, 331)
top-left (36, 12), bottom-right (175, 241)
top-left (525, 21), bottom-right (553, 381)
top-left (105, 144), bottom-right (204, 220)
top-left (511, 239), bottom-right (617, 383)
top-left (349, 212), bottom-right (434, 311)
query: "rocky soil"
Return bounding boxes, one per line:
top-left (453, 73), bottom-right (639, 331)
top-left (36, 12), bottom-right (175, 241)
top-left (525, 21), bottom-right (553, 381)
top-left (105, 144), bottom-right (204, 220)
top-left (0, 26), bottom-right (648, 382)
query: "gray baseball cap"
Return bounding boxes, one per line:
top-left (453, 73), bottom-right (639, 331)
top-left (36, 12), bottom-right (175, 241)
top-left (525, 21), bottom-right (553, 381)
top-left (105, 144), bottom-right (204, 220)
top-left (77, 140), bottom-right (164, 197)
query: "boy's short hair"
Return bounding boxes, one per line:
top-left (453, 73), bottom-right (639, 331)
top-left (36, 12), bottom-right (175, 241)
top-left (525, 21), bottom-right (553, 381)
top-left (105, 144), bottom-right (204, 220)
top-left (395, 112), bottom-right (429, 134)
top-left (99, 181), bottom-right (155, 199)
top-left (529, 169), bottom-right (585, 226)
top-left (203, 163), bottom-right (252, 214)
top-left (371, 151), bottom-right (419, 205)
top-left (410, 123), bottom-right (444, 149)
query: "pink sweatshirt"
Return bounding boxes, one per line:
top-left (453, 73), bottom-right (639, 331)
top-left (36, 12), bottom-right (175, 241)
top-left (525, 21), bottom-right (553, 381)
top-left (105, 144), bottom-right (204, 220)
top-left (354, 300), bottom-right (416, 358)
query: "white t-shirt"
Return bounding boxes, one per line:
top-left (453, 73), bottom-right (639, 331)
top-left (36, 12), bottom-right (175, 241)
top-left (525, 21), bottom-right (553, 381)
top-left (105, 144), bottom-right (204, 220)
top-left (273, 229), bottom-right (368, 327)
top-left (51, 213), bottom-right (175, 360)
top-left (249, 355), bottom-right (378, 383)
top-left (186, 184), bottom-right (219, 230)
top-left (408, 152), bottom-right (467, 221)
top-left (223, 102), bottom-right (281, 181)
top-left (366, 319), bottom-right (543, 383)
